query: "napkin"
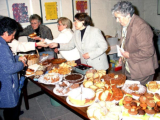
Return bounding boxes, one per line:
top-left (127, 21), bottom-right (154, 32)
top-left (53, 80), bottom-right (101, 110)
top-left (116, 45), bottom-right (124, 57)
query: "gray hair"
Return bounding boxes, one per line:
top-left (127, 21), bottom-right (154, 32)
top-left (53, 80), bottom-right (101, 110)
top-left (29, 14), bottom-right (42, 23)
top-left (111, 1), bottom-right (135, 17)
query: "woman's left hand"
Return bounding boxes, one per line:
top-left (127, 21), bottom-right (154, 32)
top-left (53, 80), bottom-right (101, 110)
top-left (83, 53), bottom-right (90, 59)
top-left (120, 49), bottom-right (129, 59)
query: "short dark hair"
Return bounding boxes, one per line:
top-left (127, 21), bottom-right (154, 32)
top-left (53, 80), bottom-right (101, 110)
top-left (111, 1), bottom-right (135, 17)
top-left (75, 13), bottom-right (91, 26)
top-left (0, 17), bottom-right (18, 36)
top-left (29, 14), bottom-right (42, 23)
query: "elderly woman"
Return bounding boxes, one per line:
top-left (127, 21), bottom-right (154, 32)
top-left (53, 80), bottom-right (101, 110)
top-left (44, 17), bottom-right (80, 61)
top-left (0, 17), bottom-right (26, 120)
top-left (49, 13), bottom-right (109, 70)
top-left (112, 1), bottom-right (158, 85)
top-left (19, 14), bottom-right (56, 57)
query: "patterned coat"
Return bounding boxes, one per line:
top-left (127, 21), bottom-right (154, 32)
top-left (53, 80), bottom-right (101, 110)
top-left (0, 37), bottom-right (24, 108)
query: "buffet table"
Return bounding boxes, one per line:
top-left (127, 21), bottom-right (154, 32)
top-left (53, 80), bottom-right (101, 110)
top-left (22, 76), bottom-right (90, 120)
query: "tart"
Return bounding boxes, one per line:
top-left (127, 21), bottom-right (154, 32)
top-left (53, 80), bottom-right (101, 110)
top-left (65, 73), bottom-right (84, 83)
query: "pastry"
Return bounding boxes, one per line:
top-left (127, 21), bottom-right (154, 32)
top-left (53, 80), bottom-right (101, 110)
top-left (29, 32), bottom-right (37, 38)
top-left (138, 109), bottom-right (145, 115)
top-left (139, 95), bottom-right (147, 103)
top-left (148, 81), bottom-right (158, 92)
top-left (128, 108), bottom-right (137, 115)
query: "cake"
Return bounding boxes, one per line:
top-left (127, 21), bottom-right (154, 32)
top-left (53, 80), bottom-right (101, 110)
top-left (122, 84), bottom-right (146, 96)
top-left (68, 87), bottom-right (95, 106)
top-left (44, 73), bottom-right (60, 83)
top-left (64, 73), bottom-right (84, 83)
top-left (102, 73), bottom-right (126, 87)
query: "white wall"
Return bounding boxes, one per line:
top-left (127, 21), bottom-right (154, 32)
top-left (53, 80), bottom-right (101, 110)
top-left (1, 0), bottom-right (159, 40)
top-left (144, 0), bottom-right (160, 30)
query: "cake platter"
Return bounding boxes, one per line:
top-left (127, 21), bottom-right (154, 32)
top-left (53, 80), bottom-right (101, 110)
top-left (53, 88), bottom-right (69, 96)
top-left (38, 73), bottom-right (63, 85)
top-left (66, 97), bottom-right (95, 107)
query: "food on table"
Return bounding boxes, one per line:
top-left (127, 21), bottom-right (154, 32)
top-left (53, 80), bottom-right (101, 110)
top-left (86, 69), bottom-right (97, 78)
top-left (66, 61), bottom-right (77, 67)
top-left (58, 67), bottom-right (71, 75)
top-left (148, 81), bottom-right (159, 92)
top-left (87, 101), bottom-right (121, 120)
top-left (65, 73), bottom-right (84, 83)
top-left (139, 95), bottom-right (147, 103)
top-left (138, 109), bottom-right (145, 115)
top-left (130, 102), bottom-right (137, 109)
top-left (102, 73), bottom-right (126, 87)
top-left (123, 96), bottom-right (133, 105)
top-left (145, 98), bottom-right (156, 115)
top-left (55, 81), bottom-right (80, 95)
top-left (97, 86), bottom-right (124, 101)
top-left (154, 93), bottom-right (160, 106)
top-left (68, 87), bottom-right (95, 106)
top-left (44, 73), bottom-right (60, 83)
top-left (144, 93), bottom-right (154, 98)
top-left (51, 58), bottom-right (66, 64)
top-left (28, 32), bottom-right (37, 38)
top-left (35, 70), bottom-right (43, 76)
top-left (128, 108), bottom-right (138, 115)
top-left (122, 84), bottom-right (146, 96)
top-left (26, 68), bottom-right (34, 75)
top-left (140, 103), bottom-right (147, 110)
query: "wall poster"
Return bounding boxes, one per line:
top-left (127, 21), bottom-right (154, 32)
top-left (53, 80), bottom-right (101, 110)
top-left (6, 0), bottom-right (31, 27)
top-left (72, 0), bottom-right (91, 20)
top-left (40, 0), bottom-right (62, 24)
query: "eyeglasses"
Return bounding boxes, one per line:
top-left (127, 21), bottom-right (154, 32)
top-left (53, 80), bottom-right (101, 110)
top-left (57, 23), bottom-right (63, 26)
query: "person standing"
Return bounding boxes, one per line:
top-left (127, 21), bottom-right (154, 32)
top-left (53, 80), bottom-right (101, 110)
top-left (49, 13), bottom-right (109, 70)
top-left (44, 17), bottom-right (80, 61)
top-left (111, 1), bottom-right (158, 85)
top-left (0, 17), bottom-right (26, 120)
top-left (19, 14), bottom-right (56, 58)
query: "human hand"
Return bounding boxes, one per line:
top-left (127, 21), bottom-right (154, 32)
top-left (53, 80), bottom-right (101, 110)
top-left (49, 43), bottom-right (58, 48)
top-left (36, 41), bottom-right (48, 47)
top-left (120, 49), bottom-right (129, 59)
top-left (32, 36), bottom-right (41, 41)
top-left (19, 56), bottom-right (27, 67)
top-left (83, 53), bottom-right (90, 59)
top-left (119, 57), bottom-right (122, 65)
top-left (54, 48), bottom-right (59, 53)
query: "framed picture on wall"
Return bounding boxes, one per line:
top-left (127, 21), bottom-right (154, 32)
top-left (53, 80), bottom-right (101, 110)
top-left (40, 0), bottom-right (62, 24)
top-left (72, 0), bottom-right (91, 20)
top-left (158, 0), bottom-right (160, 15)
top-left (6, 0), bottom-right (31, 27)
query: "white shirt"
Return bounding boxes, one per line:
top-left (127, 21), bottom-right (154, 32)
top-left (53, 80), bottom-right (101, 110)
top-left (45, 29), bottom-right (80, 61)
top-left (8, 40), bottom-right (35, 55)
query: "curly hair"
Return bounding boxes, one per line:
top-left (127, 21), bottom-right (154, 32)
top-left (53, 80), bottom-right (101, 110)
top-left (111, 1), bottom-right (135, 17)
top-left (0, 17), bottom-right (18, 36)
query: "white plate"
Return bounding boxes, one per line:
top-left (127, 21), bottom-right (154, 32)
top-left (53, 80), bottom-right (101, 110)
top-left (53, 88), bottom-right (69, 96)
top-left (66, 97), bottom-right (94, 107)
top-left (38, 74), bottom-right (63, 85)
